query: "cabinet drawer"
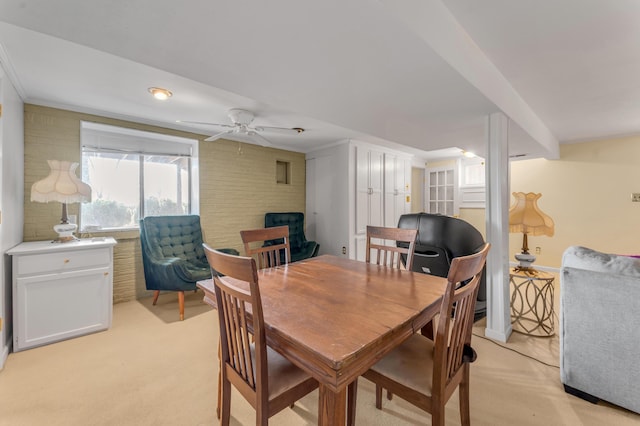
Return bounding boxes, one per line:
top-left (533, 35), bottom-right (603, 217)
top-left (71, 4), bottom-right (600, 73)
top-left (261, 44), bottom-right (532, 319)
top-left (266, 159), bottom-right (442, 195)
top-left (15, 247), bottom-right (111, 276)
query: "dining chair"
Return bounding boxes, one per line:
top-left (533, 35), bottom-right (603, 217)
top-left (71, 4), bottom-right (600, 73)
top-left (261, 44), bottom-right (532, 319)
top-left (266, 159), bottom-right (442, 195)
top-left (348, 243), bottom-right (490, 426)
top-left (240, 225), bottom-right (291, 269)
top-left (365, 225), bottom-right (418, 270)
top-left (213, 226), bottom-right (291, 418)
top-left (203, 245), bottom-right (319, 425)
top-left (346, 225), bottom-right (420, 422)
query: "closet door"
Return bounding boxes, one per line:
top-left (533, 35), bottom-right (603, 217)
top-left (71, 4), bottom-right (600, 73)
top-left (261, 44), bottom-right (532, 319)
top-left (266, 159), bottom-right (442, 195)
top-left (384, 154), bottom-right (411, 227)
top-left (355, 146), bottom-right (370, 235)
top-left (355, 146), bottom-right (384, 234)
top-left (369, 149), bottom-right (384, 227)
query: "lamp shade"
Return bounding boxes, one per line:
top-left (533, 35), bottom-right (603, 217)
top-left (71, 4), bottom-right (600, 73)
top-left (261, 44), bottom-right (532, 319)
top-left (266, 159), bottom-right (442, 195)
top-left (31, 160), bottom-right (91, 204)
top-left (508, 192), bottom-right (554, 236)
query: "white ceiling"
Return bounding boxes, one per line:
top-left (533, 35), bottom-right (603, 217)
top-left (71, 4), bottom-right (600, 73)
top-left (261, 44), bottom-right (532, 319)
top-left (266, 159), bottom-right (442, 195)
top-left (0, 0), bottom-right (638, 161)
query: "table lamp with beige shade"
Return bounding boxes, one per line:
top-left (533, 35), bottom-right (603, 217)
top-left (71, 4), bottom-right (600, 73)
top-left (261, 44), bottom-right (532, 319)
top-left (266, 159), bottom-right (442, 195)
top-left (31, 160), bottom-right (92, 243)
top-left (508, 192), bottom-right (554, 272)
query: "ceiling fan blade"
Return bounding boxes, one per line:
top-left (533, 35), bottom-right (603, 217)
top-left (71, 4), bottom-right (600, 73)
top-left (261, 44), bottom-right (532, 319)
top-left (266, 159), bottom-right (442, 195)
top-left (252, 125), bottom-right (304, 135)
top-left (177, 120), bottom-right (235, 129)
top-left (247, 131), bottom-right (274, 147)
top-left (204, 130), bottom-right (234, 142)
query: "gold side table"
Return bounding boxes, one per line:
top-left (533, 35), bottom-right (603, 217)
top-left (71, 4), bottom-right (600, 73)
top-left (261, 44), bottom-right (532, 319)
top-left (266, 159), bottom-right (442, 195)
top-left (509, 269), bottom-right (555, 337)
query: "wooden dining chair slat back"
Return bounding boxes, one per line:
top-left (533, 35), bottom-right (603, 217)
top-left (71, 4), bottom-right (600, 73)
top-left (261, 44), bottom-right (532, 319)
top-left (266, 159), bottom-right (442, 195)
top-left (350, 243), bottom-right (490, 426)
top-left (203, 245), bottom-right (318, 425)
top-left (436, 244), bottom-right (490, 400)
top-left (240, 225), bottom-right (291, 269)
top-left (365, 225), bottom-right (418, 270)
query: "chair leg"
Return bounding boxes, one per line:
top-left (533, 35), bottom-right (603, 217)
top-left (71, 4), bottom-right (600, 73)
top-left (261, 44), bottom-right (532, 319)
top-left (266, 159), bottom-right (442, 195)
top-left (459, 365), bottom-right (471, 426)
top-left (375, 384), bottom-right (383, 409)
top-left (217, 342), bottom-right (222, 419)
top-left (432, 406), bottom-right (445, 426)
top-left (152, 290), bottom-right (160, 305)
top-left (220, 371), bottom-right (231, 426)
top-left (178, 291), bottom-right (185, 321)
top-left (217, 370), bottom-right (221, 419)
top-left (347, 379), bottom-right (358, 426)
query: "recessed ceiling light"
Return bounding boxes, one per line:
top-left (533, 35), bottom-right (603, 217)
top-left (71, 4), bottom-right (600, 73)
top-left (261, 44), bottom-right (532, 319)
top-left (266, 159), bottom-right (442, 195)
top-left (148, 87), bottom-right (172, 100)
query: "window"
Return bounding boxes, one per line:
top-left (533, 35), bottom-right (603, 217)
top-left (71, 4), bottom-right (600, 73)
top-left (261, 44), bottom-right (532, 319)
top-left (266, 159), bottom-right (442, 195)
top-left (426, 165), bottom-right (457, 216)
top-left (80, 122), bottom-right (199, 231)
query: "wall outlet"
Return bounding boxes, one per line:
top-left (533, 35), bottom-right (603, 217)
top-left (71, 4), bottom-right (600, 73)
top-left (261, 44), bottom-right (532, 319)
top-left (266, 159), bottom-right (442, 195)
top-left (342, 246), bottom-right (347, 255)
top-left (535, 247), bottom-right (541, 254)
top-left (632, 193), bottom-right (640, 202)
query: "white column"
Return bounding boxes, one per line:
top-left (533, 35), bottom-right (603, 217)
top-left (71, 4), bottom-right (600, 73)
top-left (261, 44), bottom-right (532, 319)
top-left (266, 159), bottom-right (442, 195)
top-left (484, 112), bottom-right (512, 342)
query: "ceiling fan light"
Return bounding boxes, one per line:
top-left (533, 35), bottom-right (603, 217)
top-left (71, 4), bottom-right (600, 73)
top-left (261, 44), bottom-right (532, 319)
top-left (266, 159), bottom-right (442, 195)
top-left (148, 87), bottom-right (172, 100)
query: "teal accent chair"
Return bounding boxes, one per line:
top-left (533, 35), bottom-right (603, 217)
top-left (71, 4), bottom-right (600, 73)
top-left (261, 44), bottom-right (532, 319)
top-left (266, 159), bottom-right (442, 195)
top-left (140, 215), bottom-right (238, 320)
top-left (264, 212), bottom-right (319, 263)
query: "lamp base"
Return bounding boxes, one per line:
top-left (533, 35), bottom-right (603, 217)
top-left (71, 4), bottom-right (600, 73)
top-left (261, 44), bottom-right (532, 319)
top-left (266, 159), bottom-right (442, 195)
top-left (514, 252), bottom-right (537, 273)
top-left (53, 223), bottom-right (79, 243)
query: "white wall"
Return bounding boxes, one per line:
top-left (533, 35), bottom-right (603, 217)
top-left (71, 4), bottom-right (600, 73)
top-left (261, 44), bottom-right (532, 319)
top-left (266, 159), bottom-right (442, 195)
top-left (0, 63), bottom-right (24, 368)
top-left (511, 135), bottom-right (640, 267)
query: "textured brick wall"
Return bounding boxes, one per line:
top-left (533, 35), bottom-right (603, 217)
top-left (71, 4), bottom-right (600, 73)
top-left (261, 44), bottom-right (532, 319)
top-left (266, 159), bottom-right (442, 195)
top-left (23, 104), bottom-right (306, 303)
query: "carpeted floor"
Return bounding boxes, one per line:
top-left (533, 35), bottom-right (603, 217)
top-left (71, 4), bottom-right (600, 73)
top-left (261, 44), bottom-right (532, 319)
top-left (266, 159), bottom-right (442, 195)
top-left (0, 288), bottom-right (638, 426)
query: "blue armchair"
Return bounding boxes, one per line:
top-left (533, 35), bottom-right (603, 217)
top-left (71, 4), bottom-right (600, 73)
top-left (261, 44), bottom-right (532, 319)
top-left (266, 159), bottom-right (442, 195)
top-left (139, 215), bottom-right (238, 320)
top-left (264, 212), bottom-right (319, 263)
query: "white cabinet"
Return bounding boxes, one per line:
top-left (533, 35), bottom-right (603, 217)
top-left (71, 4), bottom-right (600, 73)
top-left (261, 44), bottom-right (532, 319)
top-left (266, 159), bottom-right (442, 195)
top-left (306, 140), bottom-right (413, 262)
top-left (8, 238), bottom-right (117, 351)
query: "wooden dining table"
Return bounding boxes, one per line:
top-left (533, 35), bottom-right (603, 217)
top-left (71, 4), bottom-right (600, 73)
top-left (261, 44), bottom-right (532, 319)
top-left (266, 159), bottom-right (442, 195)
top-left (197, 254), bottom-right (447, 426)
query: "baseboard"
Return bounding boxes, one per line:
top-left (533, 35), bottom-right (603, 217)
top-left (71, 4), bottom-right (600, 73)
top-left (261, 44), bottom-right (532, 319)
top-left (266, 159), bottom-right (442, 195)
top-left (484, 324), bottom-right (512, 343)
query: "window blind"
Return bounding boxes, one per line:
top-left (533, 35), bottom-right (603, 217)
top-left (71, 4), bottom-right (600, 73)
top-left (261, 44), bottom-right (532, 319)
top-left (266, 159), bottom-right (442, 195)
top-left (81, 121), bottom-right (195, 157)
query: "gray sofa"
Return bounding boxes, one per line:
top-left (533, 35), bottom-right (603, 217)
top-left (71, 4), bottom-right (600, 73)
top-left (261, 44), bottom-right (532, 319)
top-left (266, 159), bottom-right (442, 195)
top-left (560, 246), bottom-right (640, 414)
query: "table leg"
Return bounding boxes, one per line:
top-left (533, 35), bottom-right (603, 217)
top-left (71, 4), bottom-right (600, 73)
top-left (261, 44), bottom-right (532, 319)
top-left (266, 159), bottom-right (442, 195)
top-left (318, 384), bottom-right (346, 426)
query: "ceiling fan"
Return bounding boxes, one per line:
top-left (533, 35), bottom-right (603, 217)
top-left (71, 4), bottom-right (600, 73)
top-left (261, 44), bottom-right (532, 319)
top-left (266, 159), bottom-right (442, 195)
top-left (179, 108), bottom-right (304, 146)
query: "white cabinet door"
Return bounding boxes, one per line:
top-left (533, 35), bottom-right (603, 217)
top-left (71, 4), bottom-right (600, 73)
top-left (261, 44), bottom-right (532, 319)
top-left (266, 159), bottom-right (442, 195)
top-left (356, 146), bottom-right (384, 234)
top-left (354, 235), bottom-right (367, 262)
top-left (384, 153), bottom-right (397, 227)
top-left (384, 155), bottom-right (412, 227)
top-left (15, 267), bottom-right (112, 351)
top-left (356, 146), bottom-right (370, 235)
top-left (369, 148), bottom-right (384, 227)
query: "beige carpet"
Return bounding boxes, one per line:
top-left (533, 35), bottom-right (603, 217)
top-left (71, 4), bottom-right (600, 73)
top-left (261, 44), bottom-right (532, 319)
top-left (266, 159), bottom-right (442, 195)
top-left (0, 289), bottom-right (638, 426)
